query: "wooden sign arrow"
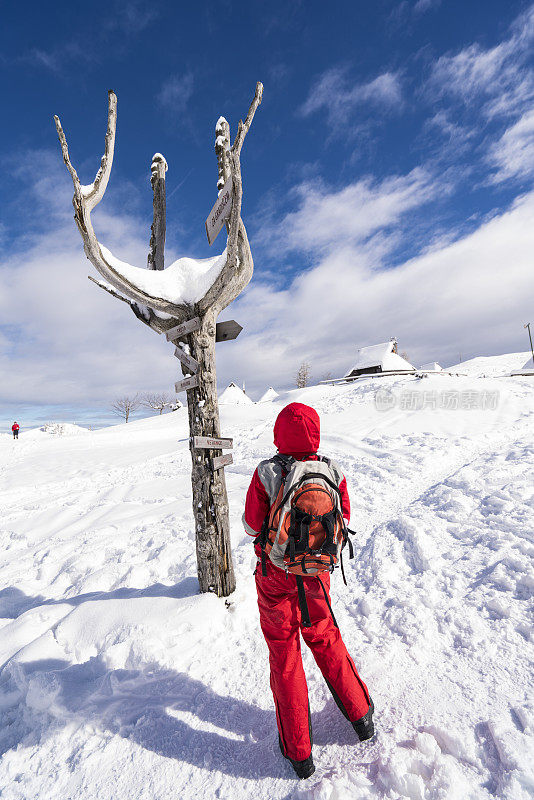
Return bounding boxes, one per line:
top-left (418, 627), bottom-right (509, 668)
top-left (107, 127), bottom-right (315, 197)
top-left (205, 176), bottom-right (233, 246)
top-left (216, 320), bottom-right (243, 342)
top-left (165, 317), bottom-right (201, 342)
top-left (212, 454), bottom-right (233, 470)
top-left (174, 346), bottom-right (199, 373)
top-left (175, 375), bottom-right (199, 393)
top-left (193, 436), bottom-right (233, 449)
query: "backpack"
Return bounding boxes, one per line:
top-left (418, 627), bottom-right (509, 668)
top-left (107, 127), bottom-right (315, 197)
top-left (256, 455), bottom-right (354, 625)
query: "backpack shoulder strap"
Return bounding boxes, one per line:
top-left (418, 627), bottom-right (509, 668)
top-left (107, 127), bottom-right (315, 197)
top-left (272, 453), bottom-right (295, 476)
top-left (255, 455), bottom-right (292, 576)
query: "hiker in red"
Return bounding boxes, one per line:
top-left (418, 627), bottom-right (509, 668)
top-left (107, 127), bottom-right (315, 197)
top-left (243, 402), bottom-right (374, 779)
top-left (12, 422), bottom-right (20, 440)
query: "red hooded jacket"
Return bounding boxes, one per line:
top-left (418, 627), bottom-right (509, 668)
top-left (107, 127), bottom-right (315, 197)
top-left (12, 423), bottom-right (19, 432)
top-left (244, 402), bottom-right (350, 535)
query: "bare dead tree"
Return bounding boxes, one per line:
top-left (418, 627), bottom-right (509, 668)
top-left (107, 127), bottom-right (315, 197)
top-left (400, 351), bottom-right (410, 362)
top-left (296, 362), bottom-right (311, 388)
top-left (111, 394), bottom-right (141, 423)
top-left (54, 84), bottom-right (263, 597)
top-left (141, 392), bottom-right (173, 415)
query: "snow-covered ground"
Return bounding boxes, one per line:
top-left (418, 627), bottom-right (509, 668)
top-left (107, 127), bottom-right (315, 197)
top-left (448, 351), bottom-right (531, 377)
top-left (0, 357), bottom-right (533, 800)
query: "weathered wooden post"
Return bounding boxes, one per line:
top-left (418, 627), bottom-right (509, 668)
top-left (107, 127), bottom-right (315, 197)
top-left (54, 83), bottom-right (263, 597)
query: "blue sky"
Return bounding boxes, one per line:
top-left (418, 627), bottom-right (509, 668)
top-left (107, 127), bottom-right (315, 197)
top-left (1, 0), bottom-right (533, 428)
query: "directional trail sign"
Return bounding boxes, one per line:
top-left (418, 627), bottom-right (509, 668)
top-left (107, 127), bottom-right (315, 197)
top-left (216, 320), bottom-right (242, 342)
top-left (193, 436), bottom-right (233, 449)
top-left (205, 176), bottom-right (233, 246)
top-left (165, 317), bottom-right (201, 342)
top-left (175, 375), bottom-right (199, 393)
top-left (212, 454), bottom-right (233, 470)
top-left (174, 346), bottom-right (199, 373)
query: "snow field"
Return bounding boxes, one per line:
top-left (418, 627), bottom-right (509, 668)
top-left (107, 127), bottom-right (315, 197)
top-left (0, 362), bottom-right (533, 800)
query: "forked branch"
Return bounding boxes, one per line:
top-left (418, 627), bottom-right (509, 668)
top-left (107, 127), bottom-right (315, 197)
top-left (232, 81), bottom-right (263, 156)
top-left (199, 82), bottom-right (263, 316)
top-left (54, 92), bottom-right (189, 318)
top-left (54, 83), bottom-right (263, 322)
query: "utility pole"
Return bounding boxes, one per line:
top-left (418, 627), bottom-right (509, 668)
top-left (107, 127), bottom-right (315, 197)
top-left (525, 323), bottom-right (534, 363)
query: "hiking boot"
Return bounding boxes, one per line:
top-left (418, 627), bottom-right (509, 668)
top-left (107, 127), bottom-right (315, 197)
top-left (279, 735), bottom-right (316, 779)
top-left (352, 698), bottom-right (375, 741)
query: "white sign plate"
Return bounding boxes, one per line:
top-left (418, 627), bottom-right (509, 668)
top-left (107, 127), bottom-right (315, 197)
top-left (205, 176), bottom-right (233, 246)
top-left (174, 346), bottom-right (199, 373)
top-left (212, 454), bottom-right (233, 470)
top-left (165, 317), bottom-right (201, 342)
top-left (175, 375), bottom-right (199, 393)
top-left (193, 436), bottom-right (233, 449)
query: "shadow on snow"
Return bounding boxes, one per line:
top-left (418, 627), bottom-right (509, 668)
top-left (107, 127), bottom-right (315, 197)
top-left (0, 580), bottom-right (358, 780)
top-left (0, 577), bottom-right (200, 620)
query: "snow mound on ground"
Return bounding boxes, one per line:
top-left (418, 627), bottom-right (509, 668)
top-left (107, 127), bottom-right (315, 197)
top-left (39, 423), bottom-right (91, 436)
top-left (258, 387), bottom-right (279, 403)
top-left (219, 382), bottom-right (253, 405)
top-left (449, 351), bottom-right (530, 376)
top-left (99, 245), bottom-right (227, 305)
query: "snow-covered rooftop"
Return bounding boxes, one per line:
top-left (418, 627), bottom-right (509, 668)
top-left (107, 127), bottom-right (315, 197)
top-left (345, 341), bottom-right (414, 376)
top-left (218, 382), bottom-right (253, 405)
top-left (258, 387), bottom-right (279, 403)
top-left (420, 362), bottom-right (443, 372)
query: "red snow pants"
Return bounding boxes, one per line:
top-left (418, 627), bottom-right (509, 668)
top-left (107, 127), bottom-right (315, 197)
top-left (255, 557), bottom-right (370, 761)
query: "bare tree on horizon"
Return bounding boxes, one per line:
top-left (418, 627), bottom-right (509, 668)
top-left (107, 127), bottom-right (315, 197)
top-left (111, 395), bottom-right (141, 423)
top-left (142, 392), bottom-right (173, 415)
top-left (296, 362), bottom-right (311, 388)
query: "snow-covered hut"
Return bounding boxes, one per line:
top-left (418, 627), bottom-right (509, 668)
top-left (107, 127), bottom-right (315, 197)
top-left (511, 356), bottom-right (534, 376)
top-left (218, 382), bottom-right (254, 405)
top-left (258, 387), bottom-right (279, 403)
top-left (344, 342), bottom-right (415, 379)
top-left (419, 362), bottom-right (443, 372)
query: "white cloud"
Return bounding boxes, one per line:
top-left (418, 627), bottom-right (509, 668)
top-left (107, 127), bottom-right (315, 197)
top-left (427, 5), bottom-right (534, 119)
top-left (226, 191), bottom-right (534, 387)
top-left (106, 0), bottom-right (158, 35)
top-left (158, 73), bottom-right (194, 113)
top-left (1, 152), bottom-right (532, 416)
top-left (0, 154), bottom-right (182, 413)
top-left (258, 168), bottom-right (437, 255)
top-left (300, 67), bottom-right (403, 129)
top-left (488, 110), bottom-right (534, 183)
top-left (414, 0), bottom-right (441, 12)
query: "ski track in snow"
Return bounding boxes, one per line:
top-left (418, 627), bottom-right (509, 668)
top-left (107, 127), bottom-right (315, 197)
top-left (0, 366), bottom-right (533, 800)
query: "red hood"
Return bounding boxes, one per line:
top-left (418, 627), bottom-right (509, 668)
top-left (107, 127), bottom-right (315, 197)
top-left (273, 403), bottom-right (320, 457)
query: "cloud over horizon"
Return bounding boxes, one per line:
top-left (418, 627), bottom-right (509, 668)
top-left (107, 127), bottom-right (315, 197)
top-left (1, 153), bottom-right (532, 424)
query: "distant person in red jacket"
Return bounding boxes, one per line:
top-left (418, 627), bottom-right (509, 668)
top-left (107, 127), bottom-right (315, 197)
top-left (12, 422), bottom-right (19, 440)
top-left (243, 402), bottom-right (374, 779)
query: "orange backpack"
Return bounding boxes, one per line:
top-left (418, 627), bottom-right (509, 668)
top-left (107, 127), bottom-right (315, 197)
top-left (256, 455), bottom-right (354, 584)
